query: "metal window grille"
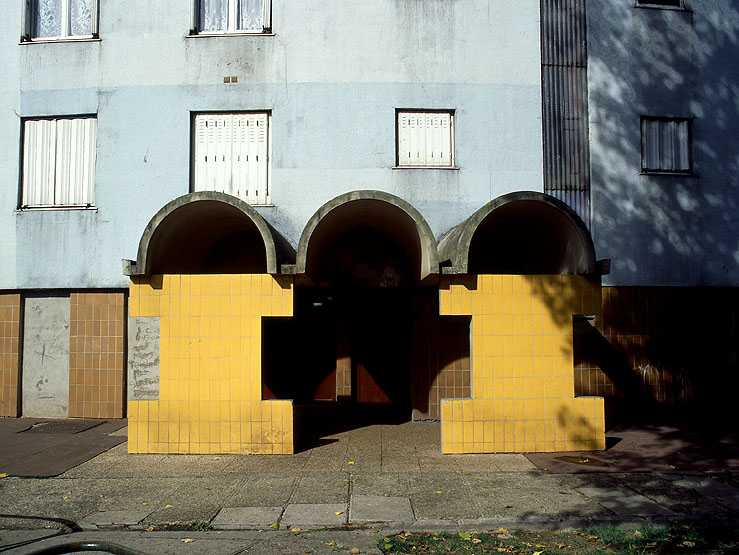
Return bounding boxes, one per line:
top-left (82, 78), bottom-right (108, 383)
top-left (397, 111), bottom-right (455, 167)
top-left (641, 117), bottom-right (691, 173)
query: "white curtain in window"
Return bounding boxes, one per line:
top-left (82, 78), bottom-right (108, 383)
top-left (34, 0), bottom-right (62, 38)
top-left (238, 0), bottom-right (264, 31)
top-left (201, 0), bottom-right (228, 31)
top-left (70, 0), bottom-right (93, 36)
top-left (23, 118), bottom-right (96, 207)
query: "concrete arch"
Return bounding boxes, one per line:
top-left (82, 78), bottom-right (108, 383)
top-left (295, 191), bottom-right (439, 283)
top-left (438, 191), bottom-right (596, 275)
top-left (123, 191), bottom-right (294, 276)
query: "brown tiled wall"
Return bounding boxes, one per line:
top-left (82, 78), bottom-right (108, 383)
top-left (575, 287), bottom-right (739, 406)
top-left (0, 293), bottom-right (21, 417)
top-left (69, 292), bottom-right (126, 418)
top-left (411, 292), bottom-right (471, 420)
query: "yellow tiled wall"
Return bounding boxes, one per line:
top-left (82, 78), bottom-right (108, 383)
top-left (440, 275), bottom-right (605, 454)
top-left (128, 274), bottom-right (294, 454)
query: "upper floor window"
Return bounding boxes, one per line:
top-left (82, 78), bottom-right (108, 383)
top-left (193, 112), bottom-right (271, 205)
top-left (640, 117), bottom-right (692, 174)
top-left (396, 111), bottom-right (455, 168)
top-left (21, 117), bottom-right (97, 208)
top-left (197, 0), bottom-right (271, 34)
top-left (26, 0), bottom-right (98, 40)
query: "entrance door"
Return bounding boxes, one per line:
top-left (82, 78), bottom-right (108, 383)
top-left (349, 288), bottom-right (411, 422)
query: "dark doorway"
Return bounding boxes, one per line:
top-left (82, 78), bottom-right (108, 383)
top-left (262, 226), bottom-right (415, 436)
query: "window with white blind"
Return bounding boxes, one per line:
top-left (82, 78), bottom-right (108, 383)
top-left (25, 0), bottom-right (98, 40)
top-left (396, 111), bottom-right (455, 167)
top-left (640, 117), bottom-right (692, 174)
top-left (193, 113), bottom-right (270, 204)
top-left (197, 0), bottom-right (271, 33)
top-left (21, 117), bottom-right (97, 208)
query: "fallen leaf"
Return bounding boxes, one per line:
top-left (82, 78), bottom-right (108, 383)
top-left (165, 504), bottom-right (174, 509)
top-left (348, 461), bottom-right (355, 465)
top-left (269, 522), bottom-right (279, 530)
top-left (435, 490), bottom-right (443, 494)
top-left (181, 538), bottom-right (195, 543)
top-left (458, 532), bottom-right (472, 540)
top-left (63, 496), bottom-right (70, 500)
top-left (634, 530), bottom-right (642, 538)
top-left (472, 476), bottom-right (483, 480)
top-left (291, 527), bottom-right (305, 532)
top-left (348, 548), bottom-right (360, 554)
top-left (384, 543), bottom-right (392, 550)
top-left (533, 552), bottom-right (543, 555)
top-left (212, 457), bottom-right (222, 460)
top-left (0, 474), bottom-right (8, 479)
top-left (142, 502), bottom-right (149, 506)
top-left (586, 535), bottom-right (598, 541)
top-left (496, 528), bottom-right (509, 534)
top-left (328, 541), bottom-right (337, 546)
top-left (682, 541), bottom-right (696, 547)
top-left (145, 526), bottom-right (154, 532)
top-left (471, 538), bottom-right (482, 544)
top-left (335, 511), bottom-right (343, 515)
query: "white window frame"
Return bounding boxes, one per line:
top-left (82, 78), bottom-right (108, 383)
top-left (640, 116), bottom-right (692, 175)
top-left (20, 116), bottom-right (97, 209)
top-left (23, 0), bottom-right (99, 42)
top-left (192, 112), bottom-right (272, 205)
top-left (396, 110), bottom-right (456, 168)
top-left (194, 0), bottom-right (272, 35)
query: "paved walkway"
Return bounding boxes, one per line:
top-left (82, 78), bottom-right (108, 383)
top-left (1, 420), bottom-right (738, 554)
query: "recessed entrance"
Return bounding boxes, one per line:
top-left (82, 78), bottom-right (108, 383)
top-left (263, 227), bottom-right (414, 435)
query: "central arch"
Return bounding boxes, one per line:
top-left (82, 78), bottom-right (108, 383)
top-left (264, 192), bottom-right (441, 438)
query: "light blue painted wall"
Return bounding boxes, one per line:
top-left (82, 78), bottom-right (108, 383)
top-left (2, 0), bottom-right (544, 289)
top-left (588, 0), bottom-right (739, 287)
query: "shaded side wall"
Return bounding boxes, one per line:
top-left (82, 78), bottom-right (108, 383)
top-left (127, 274), bottom-right (294, 454)
top-left (440, 275), bottom-right (605, 454)
top-left (574, 286), bottom-right (739, 415)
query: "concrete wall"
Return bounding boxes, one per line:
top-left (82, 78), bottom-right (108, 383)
top-left (588, 0), bottom-right (739, 287)
top-left (21, 296), bottom-right (70, 417)
top-left (1, 0), bottom-right (543, 290)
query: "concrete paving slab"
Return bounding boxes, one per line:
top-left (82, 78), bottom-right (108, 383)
top-left (658, 472), bottom-right (739, 510)
top-left (576, 486), bottom-right (675, 516)
top-left (211, 507), bottom-right (284, 530)
top-left (281, 503), bottom-right (347, 529)
top-left (289, 475), bottom-right (349, 503)
top-left (408, 474), bottom-right (482, 520)
top-left (349, 495), bottom-right (414, 525)
top-left (225, 477), bottom-right (297, 507)
top-left (79, 510), bottom-right (152, 528)
top-left (352, 474), bottom-right (411, 497)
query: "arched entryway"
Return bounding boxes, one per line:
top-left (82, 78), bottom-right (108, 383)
top-left (263, 192), bottom-right (440, 437)
top-left (438, 191), bottom-right (596, 275)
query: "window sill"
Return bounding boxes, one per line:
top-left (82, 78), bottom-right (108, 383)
top-left (20, 36), bottom-right (100, 45)
top-left (186, 32), bottom-right (275, 38)
top-left (639, 171), bottom-right (697, 177)
top-left (17, 205), bottom-right (97, 212)
top-left (392, 166), bottom-right (459, 170)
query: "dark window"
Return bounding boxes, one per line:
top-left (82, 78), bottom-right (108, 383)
top-left (635, 0), bottom-right (683, 8)
top-left (640, 117), bottom-right (692, 174)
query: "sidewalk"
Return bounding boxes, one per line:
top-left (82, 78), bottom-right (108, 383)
top-left (1, 420), bottom-right (738, 554)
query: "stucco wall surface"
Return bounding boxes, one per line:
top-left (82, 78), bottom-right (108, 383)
top-left (588, 0), bottom-right (739, 287)
top-left (1, 0), bottom-right (544, 290)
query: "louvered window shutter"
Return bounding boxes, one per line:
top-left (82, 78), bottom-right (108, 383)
top-left (397, 111), bottom-right (453, 167)
top-left (194, 113), bottom-right (269, 204)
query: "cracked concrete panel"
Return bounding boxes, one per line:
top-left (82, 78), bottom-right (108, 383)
top-left (22, 296), bottom-right (70, 418)
top-left (128, 317), bottom-right (160, 401)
